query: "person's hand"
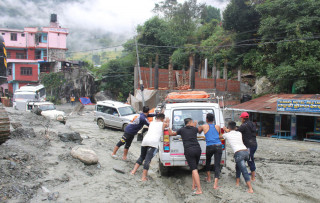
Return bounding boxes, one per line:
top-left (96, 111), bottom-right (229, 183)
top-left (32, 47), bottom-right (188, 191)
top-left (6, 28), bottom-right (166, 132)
top-left (193, 120), bottom-right (198, 127)
top-left (223, 126), bottom-right (228, 132)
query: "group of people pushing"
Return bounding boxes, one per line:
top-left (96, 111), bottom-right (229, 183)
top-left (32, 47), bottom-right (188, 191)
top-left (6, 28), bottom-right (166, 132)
top-left (111, 106), bottom-right (257, 195)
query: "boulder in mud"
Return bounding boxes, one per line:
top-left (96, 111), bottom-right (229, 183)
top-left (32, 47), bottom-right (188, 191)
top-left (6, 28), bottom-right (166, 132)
top-left (11, 122), bottom-right (22, 129)
top-left (58, 132), bottom-right (83, 144)
top-left (11, 127), bottom-right (36, 138)
top-left (71, 146), bottom-right (98, 165)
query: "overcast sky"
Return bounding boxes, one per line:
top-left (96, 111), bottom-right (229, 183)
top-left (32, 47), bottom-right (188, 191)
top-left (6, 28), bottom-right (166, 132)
top-left (60, 0), bottom-right (229, 34)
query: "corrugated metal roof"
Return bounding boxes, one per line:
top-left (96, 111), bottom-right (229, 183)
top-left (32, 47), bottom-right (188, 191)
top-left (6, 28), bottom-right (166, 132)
top-left (229, 94), bottom-right (320, 115)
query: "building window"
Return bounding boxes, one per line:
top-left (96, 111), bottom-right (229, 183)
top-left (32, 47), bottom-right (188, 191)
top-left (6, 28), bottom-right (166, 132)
top-left (11, 33), bottom-right (17, 41)
top-left (43, 35), bottom-right (47, 41)
top-left (20, 67), bottom-right (32, 76)
top-left (8, 68), bottom-right (12, 76)
top-left (21, 33), bottom-right (25, 37)
top-left (7, 52), bottom-right (11, 59)
top-left (16, 53), bottom-right (25, 59)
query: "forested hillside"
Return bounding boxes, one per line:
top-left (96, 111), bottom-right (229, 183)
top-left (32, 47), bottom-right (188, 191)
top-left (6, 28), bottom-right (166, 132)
top-left (97, 0), bottom-right (320, 100)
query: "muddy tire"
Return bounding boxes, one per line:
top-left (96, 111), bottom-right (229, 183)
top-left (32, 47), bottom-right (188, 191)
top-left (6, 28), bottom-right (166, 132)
top-left (122, 123), bottom-right (128, 132)
top-left (0, 108), bottom-right (10, 145)
top-left (97, 119), bottom-right (105, 129)
top-left (159, 159), bottom-right (169, 176)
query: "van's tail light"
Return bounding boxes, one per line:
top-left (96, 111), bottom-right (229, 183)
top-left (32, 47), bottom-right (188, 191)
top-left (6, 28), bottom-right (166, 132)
top-left (221, 128), bottom-right (225, 134)
top-left (221, 138), bottom-right (225, 150)
top-left (163, 129), bottom-right (170, 152)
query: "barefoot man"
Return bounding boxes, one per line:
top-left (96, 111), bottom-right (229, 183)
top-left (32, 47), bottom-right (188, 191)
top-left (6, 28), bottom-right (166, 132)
top-left (131, 113), bottom-right (168, 181)
top-left (198, 113), bottom-right (222, 189)
top-left (169, 118), bottom-right (203, 195)
top-left (222, 121), bottom-right (254, 193)
top-left (112, 106), bottom-right (153, 160)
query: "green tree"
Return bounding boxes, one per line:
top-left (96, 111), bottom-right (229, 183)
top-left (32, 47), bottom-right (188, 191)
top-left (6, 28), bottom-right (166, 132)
top-left (255, 0), bottom-right (320, 93)
top-left (201, 5), bottom-right (221, 23)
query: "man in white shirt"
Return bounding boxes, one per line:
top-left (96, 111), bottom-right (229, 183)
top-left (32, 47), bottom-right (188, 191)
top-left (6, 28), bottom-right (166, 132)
top-left (222, 121), bottom-right (254, 193)
top-left (130, 113), bottom-right (168, 181)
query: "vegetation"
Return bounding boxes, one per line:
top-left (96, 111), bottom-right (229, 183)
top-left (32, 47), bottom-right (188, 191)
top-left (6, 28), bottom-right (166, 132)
top-left (87, 0), bottom-right (320, 100)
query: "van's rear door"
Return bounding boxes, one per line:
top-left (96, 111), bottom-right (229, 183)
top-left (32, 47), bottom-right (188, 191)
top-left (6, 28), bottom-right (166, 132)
top-left (170, 108), bottom-right (215, 165)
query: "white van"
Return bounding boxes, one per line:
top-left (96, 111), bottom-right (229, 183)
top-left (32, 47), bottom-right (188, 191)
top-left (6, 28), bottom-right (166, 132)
top-left (13, 84), bottom-right (46, 110)
top-left (158, 102), bottom-right (226, 175)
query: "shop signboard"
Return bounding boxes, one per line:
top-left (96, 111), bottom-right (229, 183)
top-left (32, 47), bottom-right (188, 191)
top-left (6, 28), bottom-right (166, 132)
top-left (277, 99), bottom-right (320, 113)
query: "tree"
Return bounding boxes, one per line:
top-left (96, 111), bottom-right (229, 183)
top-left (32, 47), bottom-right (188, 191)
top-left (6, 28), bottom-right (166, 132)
top-left (201, 5), bottom-right (221, 23)
top-left (255, 0), bottom-right (320, 93)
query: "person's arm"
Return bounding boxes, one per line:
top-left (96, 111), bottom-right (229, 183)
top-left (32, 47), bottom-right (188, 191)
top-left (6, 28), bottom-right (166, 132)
top-left (223, 126), bottom-right (230, 133)
top-left (162, 118), bottom-right (169, 131)
top-left (215, 125), bottom-right (221, 135)
top-left (168, 128), bottom-right (177, 136)
top-left (198, 125), bottom-right (203, 133)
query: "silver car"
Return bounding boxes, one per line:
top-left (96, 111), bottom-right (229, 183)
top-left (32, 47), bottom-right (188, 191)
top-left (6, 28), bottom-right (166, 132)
top-left (94, 100), bottom-right (138, 131)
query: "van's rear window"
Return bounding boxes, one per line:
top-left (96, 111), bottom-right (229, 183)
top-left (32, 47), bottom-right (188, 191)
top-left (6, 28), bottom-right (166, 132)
top-left (172, 109), bottom-right (214, 131)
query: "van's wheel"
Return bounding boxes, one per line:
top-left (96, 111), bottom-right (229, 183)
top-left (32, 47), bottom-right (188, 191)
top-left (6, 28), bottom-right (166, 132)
top-left (122, 123), bottom-right (128, 131)
top-left (97, 119), bottom-right (105, 129)
top-left (159, 159), bottom-right (169, 176)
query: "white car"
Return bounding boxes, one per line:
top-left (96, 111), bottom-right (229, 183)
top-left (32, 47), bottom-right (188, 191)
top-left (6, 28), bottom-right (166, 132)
top-left (26, 101), bottom-right (67, 124)
top-left (94, 100), bottom-right (138, 131)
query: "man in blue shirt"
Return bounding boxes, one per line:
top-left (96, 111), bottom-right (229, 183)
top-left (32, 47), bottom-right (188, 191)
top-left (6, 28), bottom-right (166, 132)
top-left (112, 106), bottom-right (152, 160)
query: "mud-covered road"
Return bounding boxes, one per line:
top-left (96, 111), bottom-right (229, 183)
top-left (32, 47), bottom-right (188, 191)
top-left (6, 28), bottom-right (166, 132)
top-left (1, 104), bottom-right (320, 202)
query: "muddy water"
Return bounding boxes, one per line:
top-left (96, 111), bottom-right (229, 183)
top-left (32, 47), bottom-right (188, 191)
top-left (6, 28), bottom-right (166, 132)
top-left (1, 105), bottom-right (320, 202)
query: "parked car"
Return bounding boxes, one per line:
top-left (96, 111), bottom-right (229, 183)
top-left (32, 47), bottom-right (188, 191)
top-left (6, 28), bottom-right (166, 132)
top-left (158, 91), bottom-right (226, 176)
top-left (94, 100), bottom-right (138, 131)
top-left (26, 101), bottom-right (67, 124)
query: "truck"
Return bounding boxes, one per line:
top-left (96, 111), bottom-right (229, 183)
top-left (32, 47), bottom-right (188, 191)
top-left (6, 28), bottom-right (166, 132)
top-left (13, 84), bottom-right (46, 110)
top-left (157, 91), bottom-right (226, 176)
top-left (0, 35), bottom-right (10, 144)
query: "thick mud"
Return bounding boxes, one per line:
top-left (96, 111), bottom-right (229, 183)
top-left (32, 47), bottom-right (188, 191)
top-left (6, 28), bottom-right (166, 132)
top-left (0, 104), bottom-right (319, 202)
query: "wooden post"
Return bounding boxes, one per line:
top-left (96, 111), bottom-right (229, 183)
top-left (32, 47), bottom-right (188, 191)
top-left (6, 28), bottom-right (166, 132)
top-left (149, 57), bottom-right (152, 87)
top-left (224, 59), bottom-right (228, 91)
top-left (189, 54), bottom-right (195, 89)
top-left (168, 57), bottom-right (173, 90)
top-left (154, 54), bottom-right (159, 90)
top-left (238, 65), bottom-right (241, 82)
top-left (212, 60), bottom-right (216, 89)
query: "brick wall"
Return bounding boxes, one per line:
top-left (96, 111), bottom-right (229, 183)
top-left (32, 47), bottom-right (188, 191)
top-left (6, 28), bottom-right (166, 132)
top-left (140, 67), bottom-right (240, 92)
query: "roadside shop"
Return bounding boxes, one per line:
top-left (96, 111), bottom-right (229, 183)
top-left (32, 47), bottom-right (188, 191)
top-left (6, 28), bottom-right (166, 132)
top-left (227, 94), bottom-right (320, 142)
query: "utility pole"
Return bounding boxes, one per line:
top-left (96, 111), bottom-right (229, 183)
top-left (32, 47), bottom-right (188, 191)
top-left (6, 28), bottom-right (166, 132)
top-left (135, 37), bottom-right (145, 106)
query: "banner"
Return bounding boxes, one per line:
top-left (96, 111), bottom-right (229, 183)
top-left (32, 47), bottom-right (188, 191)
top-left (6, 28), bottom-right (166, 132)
top-left (277, 99), bottom-right (320, 113)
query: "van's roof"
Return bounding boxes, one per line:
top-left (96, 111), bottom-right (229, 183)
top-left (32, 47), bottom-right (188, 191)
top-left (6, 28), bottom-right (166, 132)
top-left (96, 100), bottom-right (131, 108)
top-left (16, 84), bottom-right (45, 92)
top-left (14, 91), bottom-right (36, 95)
top-left (165, 102), bottom-right (220, 109)
top-left (29, 101), bottom-right (54, 105)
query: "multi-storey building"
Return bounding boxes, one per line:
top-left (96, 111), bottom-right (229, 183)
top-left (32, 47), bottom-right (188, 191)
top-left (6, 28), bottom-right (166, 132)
top-left (0, 14), bottom-right (68, 95)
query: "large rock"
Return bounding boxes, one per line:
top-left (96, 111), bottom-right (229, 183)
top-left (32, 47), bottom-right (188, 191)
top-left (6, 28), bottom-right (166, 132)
top-left (253, 76), bottom-right (272, 95)
top-left (58, 132), bottom-right (83, 144)
top-left (71, 146), bottom-right (98, 165)
top-left (94, 90), bottom-right (114, 102)
top-left (11, 127), bottom-right (36, 138)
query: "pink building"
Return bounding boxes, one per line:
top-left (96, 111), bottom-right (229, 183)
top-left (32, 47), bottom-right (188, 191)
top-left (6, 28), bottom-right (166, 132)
top-left (0, 14), bottom-right (68, 94)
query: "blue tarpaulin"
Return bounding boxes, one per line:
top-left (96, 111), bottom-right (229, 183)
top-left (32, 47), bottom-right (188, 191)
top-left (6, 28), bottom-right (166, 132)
top-left (79, 97), bottom-right (94, 105)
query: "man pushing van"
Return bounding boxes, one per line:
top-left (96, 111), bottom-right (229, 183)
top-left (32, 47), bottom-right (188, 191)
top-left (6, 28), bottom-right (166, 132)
top-left (112, 106), bottom-right (154, 160)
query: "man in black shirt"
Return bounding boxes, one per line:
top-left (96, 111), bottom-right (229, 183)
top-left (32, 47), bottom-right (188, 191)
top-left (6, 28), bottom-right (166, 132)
top-left (169, 118), bottom-right (202, 195)
top-left (238, 112), bottom-right (257, 181)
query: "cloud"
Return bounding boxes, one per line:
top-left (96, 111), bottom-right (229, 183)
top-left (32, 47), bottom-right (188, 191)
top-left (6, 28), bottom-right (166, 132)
top-left (0, 0), bottom-right (229, 50)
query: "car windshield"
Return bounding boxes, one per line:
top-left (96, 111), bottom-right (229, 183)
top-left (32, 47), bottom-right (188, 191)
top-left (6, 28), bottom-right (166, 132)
top-left (38, 104), bottom-right (56, 111)
top-left (172, 109), bottom-right (214, 131)
top-left (118, 106), bottom-right (136, 116)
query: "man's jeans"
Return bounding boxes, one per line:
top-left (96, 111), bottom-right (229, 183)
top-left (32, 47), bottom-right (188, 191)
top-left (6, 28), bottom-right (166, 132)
top-left (234, 150), bottom-right (250, 182)
top-left (248, 146), bottom-right (257, 172)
